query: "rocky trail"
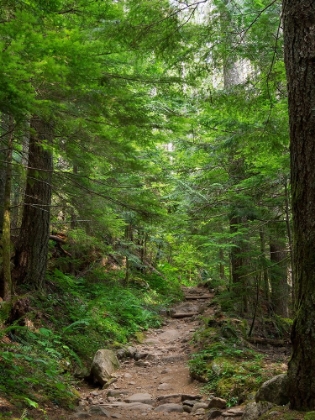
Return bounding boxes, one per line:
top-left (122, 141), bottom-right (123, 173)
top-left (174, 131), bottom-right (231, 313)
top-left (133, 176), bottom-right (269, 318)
top-left (69, 286), bottom-right (245, 420)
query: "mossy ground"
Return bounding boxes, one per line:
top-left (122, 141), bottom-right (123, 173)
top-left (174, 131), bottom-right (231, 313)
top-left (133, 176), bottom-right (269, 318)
top-left (189, 281), bottom-right (289, 406)
top-left (0, 268), bottom-right (183, 418)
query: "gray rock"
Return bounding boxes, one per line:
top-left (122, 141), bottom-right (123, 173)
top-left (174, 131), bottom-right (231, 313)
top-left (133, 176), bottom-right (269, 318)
top-left (116, 349), bottom-right (126, 359)
top-left (223, 407), bottom-right (244, 417)
top-left (134, 351), bottom-right (148, 361)
top-left (89, 349), bottom-right (120, 386)
top-left (124, 393), bottom-right (153, 405)
top-left (191, 402), bottom-right (209, 413)
top-left (240, 402), bottom-right (259, 420)
top-left (181, 394), bottom-right (202, 401)
top-left (182, 400), bottom-right (197, 407)
top-left (195, 408), bottom-right (206, 415)
top-left (135, 360), bottom-right (151, 367)
top-left (154, 403), bottom-right (184, 413)
top-left (207, 408), bottom-right (222, 419)
top-left (241, 401), bottom-right (274, 420)
top-left (107, 389), bottom-right (129, 397)
top-left (208, 397), bottom-right (227, 409)
top-left (89, 405), bottom-right (111, 417)
top-left (157, 382), bottom-right (172, 391)
top-left (157, 394), bottom-right (182, 403)
top-left (126, 346), bottom-right (137, 358)
top-left (255, 374), bottom-right (289, 406)
top-left (123, 402), bottom-right (153, 411)
top-left (183, 405), bottom-right (192, 413)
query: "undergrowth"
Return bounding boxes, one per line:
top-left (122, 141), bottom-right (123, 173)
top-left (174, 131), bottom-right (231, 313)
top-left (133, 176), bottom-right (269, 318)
top-left (189, 314), bottom-right (287, 406)
top-left (0, 268), bottom-right (182, 416)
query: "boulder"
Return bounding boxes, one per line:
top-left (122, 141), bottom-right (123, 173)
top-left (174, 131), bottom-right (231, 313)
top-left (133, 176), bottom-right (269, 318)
top-left (89, 349), bottom-right (120, 386)
top-left (241, 401), bottom-right (275, 420)
top-left (255, 374), bottom-right (289, 405)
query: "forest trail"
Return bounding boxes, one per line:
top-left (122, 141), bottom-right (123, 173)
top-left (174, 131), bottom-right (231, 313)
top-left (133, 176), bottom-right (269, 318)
top-left (71, 286), bottom-right (221, 420)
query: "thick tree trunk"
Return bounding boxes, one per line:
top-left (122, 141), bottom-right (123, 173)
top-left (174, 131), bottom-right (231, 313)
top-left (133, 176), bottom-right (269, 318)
top-left (283, 0), bottom-right (315, 409)
top-left (13, 116), bottom-right (53, 290)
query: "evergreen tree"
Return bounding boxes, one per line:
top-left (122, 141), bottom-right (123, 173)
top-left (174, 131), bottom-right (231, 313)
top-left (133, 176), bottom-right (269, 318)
top-left (283, 0), bottom-right (315, 409)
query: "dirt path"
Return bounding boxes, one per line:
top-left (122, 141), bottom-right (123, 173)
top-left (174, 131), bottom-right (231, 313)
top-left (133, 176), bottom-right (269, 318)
top-left (71, 286), bottom-right (220, 420)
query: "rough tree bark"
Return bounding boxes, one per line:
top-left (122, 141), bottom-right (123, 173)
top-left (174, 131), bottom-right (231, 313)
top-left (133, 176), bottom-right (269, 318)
top-left (283, 0), bottom-right (315, 410)
top-left (1, 115), bottom-right (14, 301)
top-left (13, 116), bottom-right (53, 290)
top-left (269, 221), bottom-right (289, 317)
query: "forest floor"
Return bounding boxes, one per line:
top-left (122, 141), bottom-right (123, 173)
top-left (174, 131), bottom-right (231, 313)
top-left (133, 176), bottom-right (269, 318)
top-left (2, 286), bottom-right (302, 420)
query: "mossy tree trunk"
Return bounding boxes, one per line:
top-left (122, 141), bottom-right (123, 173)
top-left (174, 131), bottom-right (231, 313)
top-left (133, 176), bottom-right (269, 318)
top-left (283, 0), bottom-right (315, 409)
top-left (1, 115), bottom-right (14, 301)
top-left (13, 116), bottom-right (53, 290)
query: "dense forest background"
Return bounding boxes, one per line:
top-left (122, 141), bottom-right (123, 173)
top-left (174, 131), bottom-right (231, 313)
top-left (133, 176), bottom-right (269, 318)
top-left (0, 0), bottom-right (304, 416)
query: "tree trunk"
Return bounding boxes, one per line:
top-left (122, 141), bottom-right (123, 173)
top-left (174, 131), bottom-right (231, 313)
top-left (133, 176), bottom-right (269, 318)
top-left (0, 115), bottom-right (13, 238)
top-left (269, 237), bottom-right (288, 317)
top-left (259, 228), bottom-right (270, 305)
top-left (230, 214), bottom-right (248, 314)
top-left (1, 115), bottom-right (14, 301)
top-left (11, 120), bottom-right (30, 233)
top-left (13, 116), bottom-right (53, 290)
top-left (283, 0), bottom-right (315, 409)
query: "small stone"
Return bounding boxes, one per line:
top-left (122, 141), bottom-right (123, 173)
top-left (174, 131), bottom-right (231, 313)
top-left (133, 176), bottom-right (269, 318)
top-left (124, 393), bottom-right (153, 405)
top-left (89, 406), bottom-right (111, 417)
top-left (154, 403), bottom-right (184, 413)
top-left (207, 408), bottom-right (222, 419)
top-left (116, 349), bottom-right (126, 359)
top-left (90, 391), bottom-right (99, 396)
top-left (75, 413), bottom-right (91, 419)
top-left (157, 394), bottom-right (182, 403)
top-left (134, 351), bottom-right (148, 361)
top-left (124, 402), bottom-right (153, 411)
top-left (194, 408), bottom-right (206, 415)
top-left (191, 402), bottom-right (209, 413)
top-left (135, 360), bottom-right (151, 367)
top-left (107, 390), bottom-right (129, 397)
top-left (126, 346), bottom-right (137, 357)
top-left (157, 383), bottom-right (172, 391)
top-left (208, 397), bottom-right (227, 409)
top-left (181, 394), bottom-right (202, 401)
top-left (223, 408), bottom-right (244, 416)
top-left (182, 400), bottom-right (197, 407)
top-left (183, 405), bottom-right (192, 413)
